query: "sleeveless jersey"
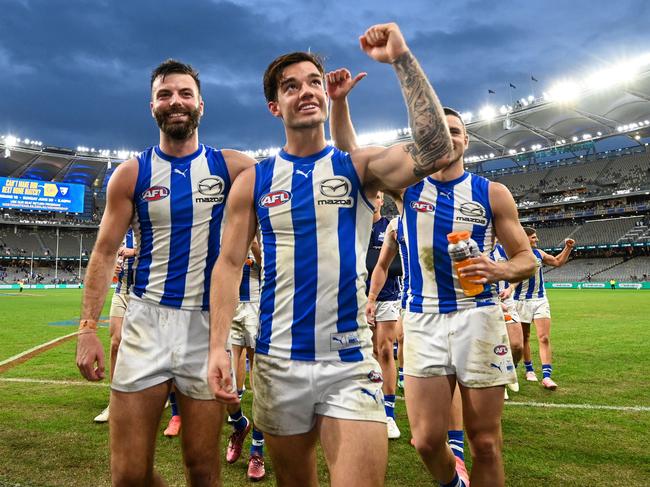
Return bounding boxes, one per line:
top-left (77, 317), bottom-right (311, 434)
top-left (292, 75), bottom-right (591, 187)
top-left (396, 216), bottom-right (410, 309)
top-left (131, 144), bottom-right (230, 311)
top-left (402, 171), bottom-right (496, 314)
top-left (239, 252), bottom-right (260, 303)
top-left (254, 146), bottom-right (374, 362)
top-left (367, 216), bottom-right (401, 302)
top-left (513, 248), bottom-right (545, 300)
top-left (115, 228), bottom-right (136, 295)
top-left (489, 243), bottom-right (510, 294)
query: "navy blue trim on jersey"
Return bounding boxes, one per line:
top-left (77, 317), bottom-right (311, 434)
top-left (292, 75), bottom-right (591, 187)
top-left (397, 218), bottom-right (410, 309)
top-left (278, 145), bottom-right (332, 164)
top-left (289, 162), bottom-right (318, 360)
top-left (240, 264), bottom-right (251, 301)
top-left (429, 178), bottom-right (458, 314)
top-left (154, 144), bottom-right (203, 165)
top-left (255, 157), bottom-right (277, 356)
top-left (332, 150), bottom-right (364, 362)
top-left (335, 150), bottom-right (374, 212)
top-left (404, 181), bottom-right (426, 312)
top-left (201, 148), bottom-right (230, 309)
top-left (132, 148), bottom-right (154, 298)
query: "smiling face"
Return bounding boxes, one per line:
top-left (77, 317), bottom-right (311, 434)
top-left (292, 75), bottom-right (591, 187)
top-left (446, 113), bottom-right (469, 165)
top-left (151, 73), bottom-right (204, 140)
top-left (267, 60), bottom-right (328, 130)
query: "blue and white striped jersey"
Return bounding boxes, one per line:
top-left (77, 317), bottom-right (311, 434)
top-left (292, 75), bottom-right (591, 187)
top-left (513, 248), bottom-right (545, 300)
top-left (402, 171), bottom-right (496, 314)
top-left (115, 228), bottom-right (136, 295)
top-left (254, 146), bottom-right (374, 362)
top-left (489, 242), bottom-right (510, 294)
top-left (131, 144), bottom-right (230, 311)
top-left (395, 217), bottom-right (410, 309)
top-left (239, 252), bottom-right (260, 303)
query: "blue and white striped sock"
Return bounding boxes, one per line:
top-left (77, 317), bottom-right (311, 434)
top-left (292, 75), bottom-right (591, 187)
top-left (250, 427), bottom-right (264, 456)
top-left (448, 430), bottom-right (465, 462)
top-left (384, 394), bottom-right (396, 419)
top-left (229, 409), bottom-right (249, 432)
top-left (542, 364), bottom-right (552, 379)
top-left (524, 361), bottom-right (534, 373)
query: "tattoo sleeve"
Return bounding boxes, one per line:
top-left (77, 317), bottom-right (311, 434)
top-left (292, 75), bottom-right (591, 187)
top-left (393, 51), bottom-right (451, 178)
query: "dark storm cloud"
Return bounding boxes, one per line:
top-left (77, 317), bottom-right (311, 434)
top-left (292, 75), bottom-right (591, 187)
top-left (1, 0), bottom-right (650, 151)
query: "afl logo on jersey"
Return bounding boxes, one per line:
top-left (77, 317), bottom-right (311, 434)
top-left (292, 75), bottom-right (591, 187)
top-left (196, 177), bottom-right (225, 204)
top-left (259, 190), bottom-right (292, 208)
top-left (410, 201), bottom-right (435, 212)
top-left (317, 177), bottom-right (353, 207)
top-left (142, 186), bottom-right (170, 201)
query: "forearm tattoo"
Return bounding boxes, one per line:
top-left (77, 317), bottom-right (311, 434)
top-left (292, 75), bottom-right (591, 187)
top-left (393, 51), bottom-right (451, 178)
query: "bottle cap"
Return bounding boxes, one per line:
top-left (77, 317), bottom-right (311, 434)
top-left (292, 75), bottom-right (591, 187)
top-left (447, 231), bottom-right (471, 243)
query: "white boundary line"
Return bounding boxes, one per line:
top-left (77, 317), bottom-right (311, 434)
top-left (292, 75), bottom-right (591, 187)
top-left (505, 400), bottom-right (650, 412)
top-left (0, 331), bottom-right (78, 367)
top-left (0, 377), bottom-right (108, 387)
top-left (0, 378), bottom-right (648, 411)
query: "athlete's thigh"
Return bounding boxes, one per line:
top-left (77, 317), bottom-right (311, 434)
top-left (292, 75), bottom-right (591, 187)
top-left (506, 321), bottom-right (523, 347)
top-left (534, 317), bottom-right (551, 337)
top-left (404, 375), bottom-right (455, 443)
top-left (109, 381), bottom-right (170, 474)
top-left (318, 416), bottom-right (387, 487)
top-left (175, 391), bottom-right (226, 477)
top-left (376, 319), bottom-right (398, 345)
top-left (458, 384), bottom-right (504, 438)
top-left (264, 429), bottom-right (319, 487)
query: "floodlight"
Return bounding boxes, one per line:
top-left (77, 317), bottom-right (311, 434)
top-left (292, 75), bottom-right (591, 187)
top-left (479, 105), bottom-right (496, 121)
top-left (547, 80), bottom-right (580, 102)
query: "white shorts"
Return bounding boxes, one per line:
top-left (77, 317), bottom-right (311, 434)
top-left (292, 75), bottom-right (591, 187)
top-left (516, 297), bottom-right (551, 323)
top-left (374, 300), bottom-right (400, 323)
top-left (252, 353), bottom-right (387, 436)
top-left (112, 295), bottom-right (219, 400)
top-left (402, 305), bottom-right (516, 388)
top-left (109, 292), bottom-right (129, 318)
top-left (502, 297), bottom-right (520, 325)
top-left (230, 301), bottom-right (259, 348)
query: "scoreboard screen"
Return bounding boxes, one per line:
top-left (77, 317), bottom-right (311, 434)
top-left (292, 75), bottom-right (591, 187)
top-left (0, 177), bottom-right (85, 213)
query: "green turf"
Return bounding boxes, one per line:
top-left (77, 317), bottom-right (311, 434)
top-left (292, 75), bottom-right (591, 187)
top-left (1, 289), bottom-right (649, 486)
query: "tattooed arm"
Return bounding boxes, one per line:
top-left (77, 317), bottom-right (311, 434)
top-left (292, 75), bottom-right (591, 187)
top-left (350, 23), bottom-right (452, 191)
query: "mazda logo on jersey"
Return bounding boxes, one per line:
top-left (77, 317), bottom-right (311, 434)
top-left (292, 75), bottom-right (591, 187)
top-left (460, 202), bottom-right (486, 218)
top-left (259, 190), bottom-right (292, 208)
top-left (317, 177), bottom-right (353, 207)
top-left (410, 201), bottom-right (435, 212)
top-left (319, 177), bottom-right (350, 197)
top-left (195, 177), bottom-right (225, 204)
top-left (142, 186), bottom-right (170, 201)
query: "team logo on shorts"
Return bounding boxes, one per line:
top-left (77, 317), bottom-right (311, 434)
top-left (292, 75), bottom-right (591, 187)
top-left (317, 177), bottom-right (353, 207)
top-left (142, 186), bottom-right (170, 201)
top-left (196, 177), bottom-right (225, 204)
top-left (493, 344), bottom-right (509, 356)
top-left (456, 202), bottom-right (488, 225)
top-left (410, 201), bottom-right (435, 212)
top-left (367, 370), bottom-right (383, 383)
top-left (259, 190), bottom-right (292, 208)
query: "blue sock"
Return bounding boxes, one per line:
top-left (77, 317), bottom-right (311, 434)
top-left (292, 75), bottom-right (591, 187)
top-left (448, 430), bottom-right (465, 462)
top-left (230, 409), bottom-right (249, 431)
top-left (524, 361), bottom-right (534, 373)
top-left (250, 427), bottom-right (264, 456)
top-left (237, 389), bottom-right (245, 401)
top-left (393, 341), bottom-right (398, 360)
top-left (440, 472), bottom-right (465, 487)
top-left (169, 392), bottom-right (179, 417)
top-left (398, 368), bottom-right (404, 382)
top-left (384, 394), bottom-right (395, 419)
top-left (542, 364), bottom-right (552, 379)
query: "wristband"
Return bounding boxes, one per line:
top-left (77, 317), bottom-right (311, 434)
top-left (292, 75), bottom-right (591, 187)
top-left (79, 319), bottom-right (98, 332)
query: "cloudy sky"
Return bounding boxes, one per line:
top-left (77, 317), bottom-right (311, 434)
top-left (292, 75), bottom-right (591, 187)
top-left (1, 0), bottom-right (649, 152)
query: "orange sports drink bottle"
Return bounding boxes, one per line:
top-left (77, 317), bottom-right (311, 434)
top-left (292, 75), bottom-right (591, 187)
top-left (447, 231), bottom-right (484, 297)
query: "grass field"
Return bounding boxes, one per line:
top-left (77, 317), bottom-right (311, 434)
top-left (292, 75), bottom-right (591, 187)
top-left (1, 288), bottom-right (649, 486)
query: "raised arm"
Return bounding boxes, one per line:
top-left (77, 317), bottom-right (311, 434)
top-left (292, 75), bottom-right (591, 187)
top-left (541, 239), bottom-right (575, 267)
top-left (327, 68), bottom-right (366, 153)
top-left (354, 23), bottom-right (451, 190)
top-left (77, 159), bottom-right (137, 381)
top-left (459, 183), bottom-right (536, 285)
top-left (208, 166), bottom-right (258, 404)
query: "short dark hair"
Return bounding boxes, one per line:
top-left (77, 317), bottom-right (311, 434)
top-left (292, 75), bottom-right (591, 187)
top-left (522, 226), bottom-right (536, 236)
top-left (263, 52), bottom-right (325, 103)
top-left (151, 59), bottom-right (201, 94)
top-left (443, 107), bottom-right (465, 128)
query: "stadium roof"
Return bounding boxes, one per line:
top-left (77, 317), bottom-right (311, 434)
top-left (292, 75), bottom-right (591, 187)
top-left (3, 63), bottom-right (650, 185)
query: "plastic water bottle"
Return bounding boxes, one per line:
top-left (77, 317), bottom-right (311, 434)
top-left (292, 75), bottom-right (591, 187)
top-left (447, 231), bottom-right (484, 296)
